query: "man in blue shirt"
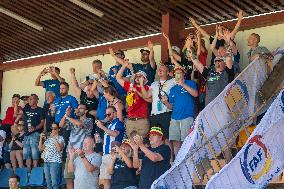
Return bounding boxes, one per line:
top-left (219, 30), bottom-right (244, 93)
top-left (162, 67), bottom-right (198, 158)
top-left (96, 106), bottom-right (125, 189)
top-left (108, 49), bottom-right (131, 99)
top-left (35, 66), bottom-right (65, 99)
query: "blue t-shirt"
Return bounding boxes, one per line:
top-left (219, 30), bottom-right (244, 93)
top-left (53, 95), bottom-right (79, 123)
top-left (97, 94), bottom-right (108, 121)
top-left (169, 80), bottom-right (197, 120)
top-left (103, 118), bottom-right (125, 155)
top-left (108, 65), bottom-right (131, 96)
top-left (132, 63), bottom-right (156, 85)
top-left (43, 79), bottom-right (61, 98)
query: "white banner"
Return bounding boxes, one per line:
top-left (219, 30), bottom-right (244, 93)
top-left (206, 89), bottom-right (284, 189)
top-left (151, 46), bottom-right (284, 189)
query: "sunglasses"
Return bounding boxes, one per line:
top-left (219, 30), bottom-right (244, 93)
top-left (104, 112), bottom-right (114, 117)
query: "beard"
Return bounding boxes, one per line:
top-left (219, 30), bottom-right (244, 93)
top-left (60, 92), bottom-right (67, 96)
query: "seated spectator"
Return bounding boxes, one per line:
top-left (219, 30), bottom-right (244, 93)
top-left (20, 96), bottom-right (30, 109)
top-left (69, 68), bottom-right (98, 117)
top-left (8, 174), bottom-right (20, 189)
top-left (247, 33), bottom-right (271, 63)
top-left (131, 127), bottom-right (171, 189)
top-left (108, 139), bottom-right (138, 189)
top-left (39, 123), bottom-right (64, 189)
top-left (104, 86), bottom-right (125, 122)
top-left (0, 129), bottom-right (6, 168)
top-left (59, 103), bottom-right (93, 189)
top-left (9, 120), bottom-right (25, 171)
top-left (96, 106), bottom-right (125, 189)
top-left (35, 66), bottom-right (65, 99)
top-left (116, 61), bottom-right (150, 138)
top-left (21, 94), bottom-right (44, 171)
top-left (162, 67), bottom-right (198, 157)
top-left (108, 48), bottom-right (131, 100)
top-left (1, 94), bottom-right (22, 138)
top-left (43, 91), bottom-right (56, 133)
top-left (68, 137), bottom-right (102, 189)
top-left (189, 10), bottom-right (244, 66)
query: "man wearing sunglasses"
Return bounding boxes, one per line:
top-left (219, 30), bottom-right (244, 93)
top-left (59, 103), bottom-right (92, 189)
top-left (95, 106), bottom-right (125, 189)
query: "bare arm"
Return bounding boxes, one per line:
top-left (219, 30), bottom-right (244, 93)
top-left (225, 56), bottom-right (233, 69)
top-left (116, 63), bottom-right (128, 87)
top-left (81, 156), bottom-right (98, 172)
top-left (161, 96), bottom-right (173, 110)
top-left (109, 47), bottom-right (125, 65)
top-left (69, 68), bottom-right (82, 97)
top-left (189, 17), bottom-right (210, 40)
top-left (162, 33), bottom-right (181, 62)
top-left (230, 10), bottom-right (244, 40)
top-left (147, 41), bottom-right (156, 69)
top-left (115, 103), bottom-right (124, 122)
top-left (210, 26), bottom-right (219, 56)
top-left (140, 144), bottom-right (164, 162)
top-left (132, 147), bottom-right (140, 169)
top-left (35, 68), bottom-right (47, 87)
top-left (96, 121), bottom-right (119, 137)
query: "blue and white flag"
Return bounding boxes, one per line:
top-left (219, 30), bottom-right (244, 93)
top-left (206, 88), bottom-right (284, 189)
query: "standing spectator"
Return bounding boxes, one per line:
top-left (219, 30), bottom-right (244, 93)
top-left (69, 68), bottom-right (98, 117)
top-left (108, 139), bottom-right (138, 189)
top-left (96, 106), bottom-right (125, 189)
top-left (189, 10), bottom-right (244, 66)
top-left (140, 64), bottom-right (175, 160)
top-left (190, 49), bottom-right (234, 106)
top-left (0, 129), bottom-right (6, 168)
top-left (39, 123), bottom-right (64, 189)
top-left (52, 82), bottom-right (79, 124)
top-left (132, 127), bottom-right (171, 189)
top-left (1, 94), bottom-right (22, 138)
top-left (68, 137), bottom-right (102, 189)
top-left (8, 174), bottom-right (21, 189)
top-left (35, 66), bottom-right (65, 99)
top-left (211, 27), bottom-right (240, 74)
top-left (104, 86), bottom-right (125, 122)
top-left (21, 94), bottom-right (44, 171)
top-left (43, 91), bottom-right (56, 133)
top-left (116, 62), bottom-right (150, 138)
top-left (9, 120), bottom-right (25, 171)
top-left (110, 41), bottom-right (156, 85)
top-left (162, 67), bottom-right (198, 157)
top-left (247, 33), bottom-right (271, 63)
top-left (108, 48), bottom-right (131, 100)
top-left (59, 103), bottom-right (93, 189)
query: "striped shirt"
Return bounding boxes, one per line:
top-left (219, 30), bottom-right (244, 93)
top-left (43, 136), bottom-right (65, 163)
top-left (103, 118), bottom-right (125, 155)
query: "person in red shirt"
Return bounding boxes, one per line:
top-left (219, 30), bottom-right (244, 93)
top-left (1, 94), bottom-right (22, 138)
top-left (116, 60), bottom-right (150, 138)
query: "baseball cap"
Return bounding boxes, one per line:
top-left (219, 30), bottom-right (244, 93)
top-left (121, 139), bottom-right (131, 148)
top-left (147, 127), bottom-right (164, 139)
top-left (214, 57), bottom-right (225, 62)
top-left (115, 50), bottom-right (125, 59)
top-left (172, 46), bottom-right (181, 54)
top-left (140, 49), bottom-right (150, 54)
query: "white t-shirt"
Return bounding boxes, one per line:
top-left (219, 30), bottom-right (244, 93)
top-left (150, 78), bottom-right (175, 115)
top-left (0, 130), bottom-right (6, 159)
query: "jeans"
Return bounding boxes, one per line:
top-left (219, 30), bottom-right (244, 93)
top-left (44, 162), bottom-right (61, 189)
top-left (23, 132), bottom-right (40, 160)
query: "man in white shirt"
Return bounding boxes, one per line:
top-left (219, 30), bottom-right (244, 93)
top-left (141, 64), bottom-right (175, 158)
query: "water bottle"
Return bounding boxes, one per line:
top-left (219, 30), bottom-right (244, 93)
top-left (157, 100), bottom-right (162, 112)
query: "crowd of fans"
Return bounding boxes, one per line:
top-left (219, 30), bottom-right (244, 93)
top-left (0, 10), bottom-right (273, 189)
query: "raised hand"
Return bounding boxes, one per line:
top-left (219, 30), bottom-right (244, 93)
top-left (75, 148), bottom-right (84, 156)
top-left (189, 17), bottom-right (197, 26)
top-left (237, 10), bottom-right (244, 20)
top-left (161, 95), bottom-right (168, 104)
top-left (147, 40), bottom-right (154, 50)
top-left (109, 47), bottom-right (115, 55)
top-left (162, 32), bottom-right (169, 41)
top-left (69, 68), bottom-right (75, 74)
top-left (65, 106), bottom-right (71, 117)
top-left (133, 135), bottom-right (144, 147)
top-left (68, 146), bottom-right (76, 158)
top-left (40, 68), bottom-right (49, 76)
top-left (223, 29), bottom-right (231, 42)
top-left (129, 139), bottom-right (139, 151)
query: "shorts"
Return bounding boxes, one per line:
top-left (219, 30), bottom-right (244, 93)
top-left (99, 154), bottom-right (112, 180)
top-left (169, 117), bottom-right (194, 141)
top-left (125, 118), bottom-right (149, 137)
top-left (149, 112), bottom-right (172, 139)
top-left (23, 132), bottom-right (40, 160)
top-left (64, 153), bottom-right (77, 179)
